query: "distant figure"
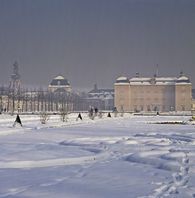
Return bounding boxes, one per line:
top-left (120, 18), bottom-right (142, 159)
top-left (113, 107), bottom-right (118, 117)
top-left (94, 107), bottom-right (98, 114)
top-left (89, 107), bottom-right (93, 117)
top-left (13, 114), bottom-right (22, 127)
top-left (156, 111), bottom-right (159, 116)
top-left (78, 113), bottom-right (82, 120)
top-left (107, 112), bottom-right (111, 117)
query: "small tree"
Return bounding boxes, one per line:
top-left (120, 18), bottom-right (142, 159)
top-left (60, 108), bottom-right (68, 122)
top-left (88, 107), bottom-right (95, 120)
top-left (113, 107), bottom-right (118, 117)
top-left (40, 111), bottom-right (49, 124)
top-left (120, 106), bottom-right (124, 117)
top-left (98, 111), bottom-right (103, 119)
top-left (89, 113), bottom-right (95, 120)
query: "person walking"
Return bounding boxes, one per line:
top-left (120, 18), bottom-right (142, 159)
top-left (78, 113), bottom-right (82, 120)
top-left (13, 114), bottom-right (22, 127)
top-left (107, 112), bottom-right (111, 117)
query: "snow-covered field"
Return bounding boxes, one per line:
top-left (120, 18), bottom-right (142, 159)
top-left (0, 113), bottom-right (195, 198)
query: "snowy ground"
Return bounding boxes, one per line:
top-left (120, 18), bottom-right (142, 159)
top-left (0, 113), bottom-right (195, 198)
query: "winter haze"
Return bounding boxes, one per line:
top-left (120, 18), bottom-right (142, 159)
top-left (0, 0), bottom-right (195, 89)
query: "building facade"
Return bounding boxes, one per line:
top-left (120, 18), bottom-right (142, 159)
top-left (87, 84), bottom-right (114, 110)
top-left (114, 74), bottom-right (192, 112)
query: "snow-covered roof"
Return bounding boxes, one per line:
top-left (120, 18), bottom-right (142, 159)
top-left (129, 77), bottom-right (177, 85)
top-left (89, 89), bottom-right (114, 94)
top-left (54, 75), bottom-right (65, 80)
top-left (155, 77), bottom-right (177, 82)
top-left (130, 77), bottom-right (151, 82)
top-left (130, 77), bottom-right (177, 82)
top-left (49, 75), bottom-right (70, 86)
top-left (115, 75), bottom-right (191, 86)
top-left (115, 76), bottom-right (129, 84)
top-left (176, 75), bottom-right (190, 84)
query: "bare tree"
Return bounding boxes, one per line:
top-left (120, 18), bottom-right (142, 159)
top-left (40, 112), bottom-right (50, 124)
top-left (98, 111), bottom-right (103, 119)
top-left (120, 106), bottom-right (124, 117)
top-left (113, 107), bottom-right (118, 117)
top-left (60, 107), bottom-right (69, 122)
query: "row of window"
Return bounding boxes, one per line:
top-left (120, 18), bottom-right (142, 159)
top-left (133, 105), bottom-right (187, 112)
top-left (133, 105), bottom-right (186, 112)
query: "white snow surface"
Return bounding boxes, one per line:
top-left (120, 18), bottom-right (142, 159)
top-left (0, 113), bottom-right (195, 198)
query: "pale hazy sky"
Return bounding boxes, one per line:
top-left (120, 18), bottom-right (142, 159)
top-left (0, 0), bottom-right (195, 90)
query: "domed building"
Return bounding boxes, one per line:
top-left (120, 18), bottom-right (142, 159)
top-left (48, 75), bottom-right (72, 92)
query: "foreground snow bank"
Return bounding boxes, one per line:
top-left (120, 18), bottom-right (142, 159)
top-left (0, 114), bottom-right (195, 198)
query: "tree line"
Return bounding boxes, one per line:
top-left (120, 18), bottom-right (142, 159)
top-left (0, 86), bottom-right (89, 114)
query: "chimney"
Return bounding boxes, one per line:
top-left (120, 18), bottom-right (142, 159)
top-left (135, 72), bottom-right (140, 78)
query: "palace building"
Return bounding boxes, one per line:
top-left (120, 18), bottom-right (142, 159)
top-left (48, 75), bottom-right (72, 92)
top-left (114, 73), bottom-right (192, 112)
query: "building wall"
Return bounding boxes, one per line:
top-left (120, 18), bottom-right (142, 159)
top-left (175, 84), bottom-right (192, 111)
top-left (192, 99), bottom-right (195, 115)
top-left (129, 85), bottom-right (175, 112)
top-left (114, 83), bottom-right (130, 112)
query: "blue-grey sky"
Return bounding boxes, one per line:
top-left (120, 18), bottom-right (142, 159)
top-left (0, 0), bottom-right (195, 90)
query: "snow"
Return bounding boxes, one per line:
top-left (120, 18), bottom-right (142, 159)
top-left (0, 113), bottom-right (195, 197)
top-left (54, 75), bottom-right (65, 80)
top-left (116, 76), bottom-right (129, 81)
top-left (129, 77), bottom-right (178, 85)
top-left (130, 77), bottom-right (177, 82)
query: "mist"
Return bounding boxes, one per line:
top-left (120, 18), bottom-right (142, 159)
top-left (0, 0), bottom-right (194, 90)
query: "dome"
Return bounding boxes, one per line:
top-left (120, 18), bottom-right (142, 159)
top-left (50, 75), bottom-right (70, 86)
top-left (116, 76), bottom-right (129, 83)
top-left (54, 75), bottom-right (65, 80)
